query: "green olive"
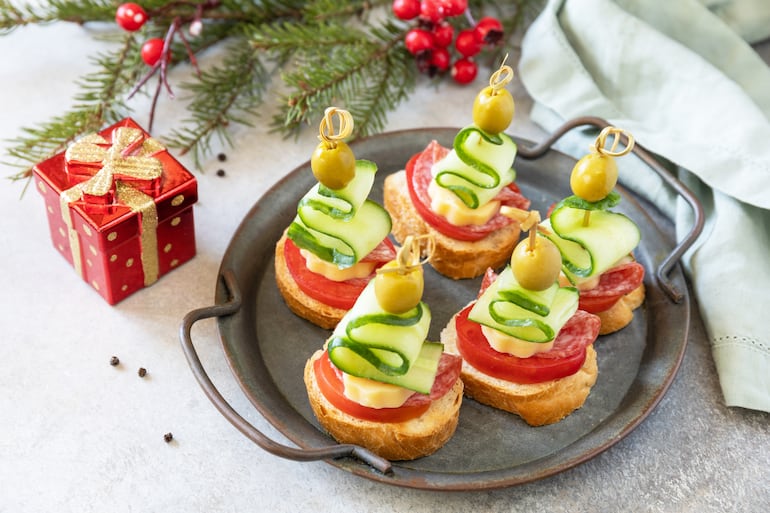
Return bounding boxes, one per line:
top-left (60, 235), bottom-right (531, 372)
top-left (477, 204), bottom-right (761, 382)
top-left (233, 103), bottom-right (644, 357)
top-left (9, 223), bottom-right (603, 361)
top-left (310, 141), bottom-right (356, 190)
top-left (374, 261), bottom-right (424, 314)
top-left (472, 86), bottom-right (515, 134)
top-left (511, 236), bottom-right (562, 291)
top-left (570, 152), bottom-right (618, 202)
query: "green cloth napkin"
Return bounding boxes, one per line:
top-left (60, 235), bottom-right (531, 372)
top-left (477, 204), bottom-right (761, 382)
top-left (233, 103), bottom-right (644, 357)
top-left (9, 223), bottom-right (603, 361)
top-left (519, 0), bottom-right (770, 412)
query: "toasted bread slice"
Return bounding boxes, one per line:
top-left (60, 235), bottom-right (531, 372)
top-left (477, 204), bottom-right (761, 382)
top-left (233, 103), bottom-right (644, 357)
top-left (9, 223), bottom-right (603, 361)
top-left (275, 231), bottom-right (347, 330)
top-left (383, 170), bottom-right (521, 280)
top-left (441, 310), bottom-right (597, 426)
top-left (304, 350), bottom-right (464, 461)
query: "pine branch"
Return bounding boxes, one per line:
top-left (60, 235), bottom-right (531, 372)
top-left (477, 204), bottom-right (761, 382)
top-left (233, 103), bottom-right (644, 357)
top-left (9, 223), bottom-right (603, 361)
top-left (3, 0), bottom-right (546, 189)
top-left (0, 0), bottom-right (115, 32)
top-left (269, 20), bottom-right (414, 137)
top-left (300, 0), bottom-right (390, 22)
top-left (4, 33), bottom-right (142, 181)
top-left (164, 39), bottom-right (270, 167)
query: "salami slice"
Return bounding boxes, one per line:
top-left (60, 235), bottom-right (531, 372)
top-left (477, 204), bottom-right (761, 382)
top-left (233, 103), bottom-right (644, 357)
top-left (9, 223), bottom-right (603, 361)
top-left (406, 141), bottom-right (530, 242)
top-left (580, 261), bottom-right (645, 299)
top-left (360, 237), bottom-right (398, 263)
top-left (578, 261), bottom-right (645, 313)
top-left (478, 267), bottom-right (498, 298)
top-left (405, 352), bottom-right (462, 405)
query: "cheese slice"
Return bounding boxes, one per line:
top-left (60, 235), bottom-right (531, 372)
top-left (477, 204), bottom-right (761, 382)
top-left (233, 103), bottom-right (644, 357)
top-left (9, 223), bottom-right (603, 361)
top-left (428, 180), bottom-right (500, 226)
top-left (342, 373), bottom-right (413, 408)
top-left (300, 248), bottom-right (376, 282)
top-left (481, 324), bottom-right (555, 358)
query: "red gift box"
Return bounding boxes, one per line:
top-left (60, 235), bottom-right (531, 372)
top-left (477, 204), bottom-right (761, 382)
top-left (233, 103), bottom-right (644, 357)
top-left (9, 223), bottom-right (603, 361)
top-left (33, 118), bottom-right (198, 305)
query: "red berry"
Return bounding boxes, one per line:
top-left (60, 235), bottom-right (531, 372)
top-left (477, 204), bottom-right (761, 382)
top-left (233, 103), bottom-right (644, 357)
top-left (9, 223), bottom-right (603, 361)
top-left (420, 0), bottom-right (446, 23)
top-left (404, 28), bottom-right (434, 55)
top-left (392, 0), bottom-right (421, 20)
top-left (432, 21), bottom-right (454, 48)
top-left (141, 38), bottom-right (164, 66)
top-left (430, 47), bottom-right (451, 72)
top-left (455, 28), bottom-right (483, 57)
top-left (443, 0), bottom-right (467, 17)
top-left (115, 3), bottom-right (148, 32)
top-left (451, 58), bottom-right (477, 84)
top-left (475, 16), bottom-right (504, 45)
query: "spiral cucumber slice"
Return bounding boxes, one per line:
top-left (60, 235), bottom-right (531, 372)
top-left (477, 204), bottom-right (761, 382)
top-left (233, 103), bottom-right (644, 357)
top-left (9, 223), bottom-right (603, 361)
top-left (327, 281), bottom-right (439, 394)
top-left (431, 126), bottom-right (517, 208)
top-left (468, 267), bottom-right (579, 343)
top-left (541, 203), bottom-right (641, 279)
top-left (287, 160), bottom-right (392, 268)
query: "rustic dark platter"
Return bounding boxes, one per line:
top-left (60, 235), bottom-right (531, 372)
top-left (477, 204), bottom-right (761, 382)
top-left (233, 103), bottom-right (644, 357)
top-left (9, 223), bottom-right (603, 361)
top-left (181, 121), bottom-right (698, 490)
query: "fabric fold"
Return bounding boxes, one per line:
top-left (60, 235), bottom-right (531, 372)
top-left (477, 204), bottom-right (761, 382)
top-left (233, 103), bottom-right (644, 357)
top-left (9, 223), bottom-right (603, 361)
top-left (519, 0), bottom-right (770, 412)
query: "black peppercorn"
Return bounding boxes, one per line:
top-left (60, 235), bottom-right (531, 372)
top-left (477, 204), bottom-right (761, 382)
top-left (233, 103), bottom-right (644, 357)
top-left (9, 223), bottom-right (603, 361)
top-left (109, 356), bottom-right (120, 366)
top-left (216, 169), bottom-right (226, 177)
top-left (217, 153), bottom-right (227, 162)
top-left (138, 367), bottom-right (147, 378)
top-left (164, 432), bottom-right (174, 443)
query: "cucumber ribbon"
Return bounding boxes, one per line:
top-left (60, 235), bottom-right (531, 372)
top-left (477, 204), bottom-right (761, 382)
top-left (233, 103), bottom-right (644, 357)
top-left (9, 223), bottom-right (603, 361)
top-left (541, 198), bottom-right (641, 279)
top-left (287, 160), bottom-right (391, 268)
top-left (468, 267), bottom-right (579, 343)
top-left (328, 304), bottom-right (426, 376)
top-left (326, 282), bottom-right (440, 394)
top-left (432, 126), bottom-right (517, 209)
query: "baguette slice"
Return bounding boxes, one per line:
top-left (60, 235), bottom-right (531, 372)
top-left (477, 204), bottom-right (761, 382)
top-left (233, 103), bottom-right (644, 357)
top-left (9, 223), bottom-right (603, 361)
top-left (304, 350), bottom-right (464, 461)
top-left (441, 310), bottom-right (597, 426)
top-left (275, 231), bottom-right (347, 330)
top-left (596, 283), bottom-right (645, 335)
top-left (383, 170), bottom-right (521, 280)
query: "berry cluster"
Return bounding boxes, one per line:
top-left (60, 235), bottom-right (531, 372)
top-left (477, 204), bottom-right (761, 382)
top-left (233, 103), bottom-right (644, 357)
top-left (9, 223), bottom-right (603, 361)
top-left (114, 2), bottom-right (217, 130)
top-left (392, 0), bottom-right (504, 84)
top-left (115, 3), bottom-right (163, 66)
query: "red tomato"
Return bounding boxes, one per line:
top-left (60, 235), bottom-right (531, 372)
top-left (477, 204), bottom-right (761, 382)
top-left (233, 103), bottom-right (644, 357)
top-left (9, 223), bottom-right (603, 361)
top-left (579, 293), bottom-right (623, 314)
top-left (284, 237), bottom-right (396, 310)
top-left (454, 305), bottom-right (599, 384)
top-left (314, 351), bottom-right (430, 423)
top-left (578, 261), bottom-right (645, 313)
top-left (404, 149), bottom-right (529, 241)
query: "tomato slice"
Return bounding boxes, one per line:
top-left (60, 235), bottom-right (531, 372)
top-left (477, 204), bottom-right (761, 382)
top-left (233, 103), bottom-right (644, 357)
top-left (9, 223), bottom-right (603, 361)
top-left (578, 261), bottom-right (645, 314)
top-left (404, 144), bottom-right (530, 242)
top-left (454, 305), bottom-right (599, 384)
top-left (314, 351), bottom-right (430, 423)
top-left (284, 237), bottom-right (396, 310)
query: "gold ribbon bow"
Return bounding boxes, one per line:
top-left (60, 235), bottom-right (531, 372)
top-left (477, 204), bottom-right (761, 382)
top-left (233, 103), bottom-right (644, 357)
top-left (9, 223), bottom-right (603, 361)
top-left (60, 127), bottom-right (165, 287)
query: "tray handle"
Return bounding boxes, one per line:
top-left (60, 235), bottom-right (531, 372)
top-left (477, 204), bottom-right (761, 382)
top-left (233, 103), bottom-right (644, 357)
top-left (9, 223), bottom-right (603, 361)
top-left (179, 269), bottom-right (393, 475)
top-left (517, 116), bottom-right (704, 303)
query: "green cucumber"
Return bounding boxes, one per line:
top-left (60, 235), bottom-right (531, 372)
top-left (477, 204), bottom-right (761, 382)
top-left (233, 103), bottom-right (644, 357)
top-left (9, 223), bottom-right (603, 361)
top-left (468, 266), bottom-right (578, 342)
top-left (287, 160), bottom-right (391, 268)
top-left (302, 160), bottom-right (377, 219)
top-left (328, 339), bottom-right (443, 395)
top-left (542, 203), bottom-right (641, 278)
top-left (494, 265), bottom-right (560, 317)
top-left (432, 126), bottom-right (517, 208)
top-left (327, 281), bottom-right (433, 386)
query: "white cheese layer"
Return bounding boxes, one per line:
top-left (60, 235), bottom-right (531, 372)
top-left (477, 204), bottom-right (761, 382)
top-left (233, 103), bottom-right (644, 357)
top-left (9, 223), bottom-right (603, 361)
top-left (300, 248), bottom-right (376, 282)
top-left (342, 373), bottom-right (413, 408)
top-left (428, 180), bottom-right (500, 226)
top-left (481, 324), bottom-right (555, 358)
